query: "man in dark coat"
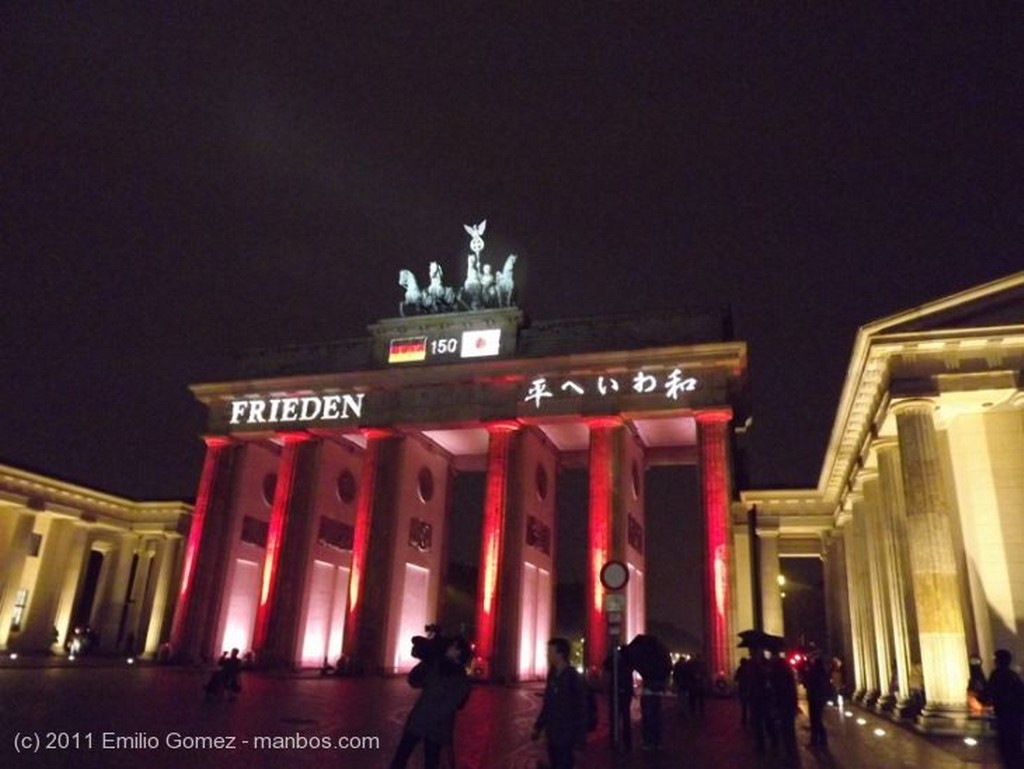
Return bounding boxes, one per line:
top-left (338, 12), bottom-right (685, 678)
top-left (390, 636), bottom-right (472, 769)
top-left (533, 638), bottom-right (588, 769)
top-left (802, 654), bottom-right (831, 747)
top-left (984, 649), bottom-right (1024, 769)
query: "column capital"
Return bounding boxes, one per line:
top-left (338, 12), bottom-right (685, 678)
top-left (871, 437), bottom-right (900, 454)
top-left (891, 397), bottom-right (937, 416)
top-left (486, 419), bottom-right (522, 434)
top-left (1010, 391), bottom-right (1024, 409)
top-left (585, 415), bottom-right (623, 430)
top-left (695, 409), bottom-right (732, 425)
top-left (359, 427), bottom-right (394, 440)
top-left (275, 430), bottom-right (315, 444)
top-left (201, 435), bottom-right (235, 448)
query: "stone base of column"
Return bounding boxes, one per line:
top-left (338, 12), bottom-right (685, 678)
top-left (863, 689), bottom-right (880, 708)
top-left (894, 695), bottom-right (923, 721)
top-left (915, 705), bottom-right (970, 735)
top-left (874, 693), bottom-right (896, 714)
top-left (853, 687), bottom-right (867, 703)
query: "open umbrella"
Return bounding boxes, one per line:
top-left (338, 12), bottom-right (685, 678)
top-left (625, 634), bottom-right (672, 683)
top-left (737, 629), bottom-right (786, 653)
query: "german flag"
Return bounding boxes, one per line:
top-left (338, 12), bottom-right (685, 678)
top-left (388, 336), bottom-right (428, 363)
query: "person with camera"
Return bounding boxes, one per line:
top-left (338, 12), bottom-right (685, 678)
top-left (389, 629), bottom-right (472, 769)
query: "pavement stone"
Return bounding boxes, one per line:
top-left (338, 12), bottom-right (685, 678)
top-left (0, 660), bottom-right (1006, 768)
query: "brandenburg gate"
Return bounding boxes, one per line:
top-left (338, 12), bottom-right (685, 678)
top-left (169, 227), bottom-right (748, 681)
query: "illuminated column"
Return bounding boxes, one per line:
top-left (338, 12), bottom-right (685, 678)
top-left (862, 475), bottom-right (896, 711)
top-left (0, 511), bottom-right (36, 649)
top-left (474, 421), bottom-right (521, 679)
top-left (169, 436), bottom-right (240, 662)
top-left (822, 528), bottom-right (854, 684)
top-left (342, 429), bottom-right (394, 665)
top-left (698, 411), bottom-right (732, 679)
top-left (894, 400), bottom-right (969, 726)
top-left (13, 517), bottom-right (79, 651)
top-left (142, 537), bottom-right (180, 655)
top-left (838, 512), bottom-right (867, 697)
top-left (757, 523), bottom-right (784, 637)
top-left (851, 492), bottom-right (880, 703)
top-left (94, 534), bottom-right (139, 652)
top-left (875, 439), bottom-right (917, 712)
top-left (252, 432), bottom-right (320, 664)
top-left (586, 416), bottom-right (622, 672)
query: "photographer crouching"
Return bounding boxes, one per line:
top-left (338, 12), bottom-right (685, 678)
top-left (390, 624), bottom-right (473, 769)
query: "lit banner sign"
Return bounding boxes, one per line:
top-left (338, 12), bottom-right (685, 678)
top-left (229, 393), bottom-right (365, 425)
top-left (523, 368), bottom-right (698, 409)
top-left (388, 328), bottom-right (502, 365)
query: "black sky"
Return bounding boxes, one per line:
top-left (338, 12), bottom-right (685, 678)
top-left (1, 6), bottom-right (1019, 502)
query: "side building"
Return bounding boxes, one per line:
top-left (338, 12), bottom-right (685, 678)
top-left (0, 463), bottom-right (190, 657)
top-left (736, 270), bottom-right (1024, 734)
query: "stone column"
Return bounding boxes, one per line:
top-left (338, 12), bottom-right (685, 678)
top-left (169, 437), bottom-right (241, 662)
top-left (13, 517), bottom-right (78, 651)
top-left (850, 494), bottom-right (880, 702)
top-left (252, 432), bottom-right (320, 665)
top-left (586, 416), bottom-right (623, 672)
top-left (474, 420), bottom-right (521, 679)
top-left (894, 399), bottom-right (969, 727)
top-left (875, 439), bottom-right (918, 713)
top-left (0, 511), bottom-right (36, 649)
top-left (697, 410), bottom-right (733, 678)
top-left (343, 429), bottom-right (396, 667)
top-left (823, 528), bottom-right (854, 690)
top-left (757, 523), bottom-right (784, 638)
top-left (862, 476), bottom-right (896, 711)
top-left (838, 512), bottom-right (866, 697)
top-left (51, 525), bottom-right (89, 651)
top-left (93, 534), bottom-right (139, 652)
top-left (141, 537), bottom-right (179, 655)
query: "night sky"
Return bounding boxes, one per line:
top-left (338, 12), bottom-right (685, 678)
top-left (3, 6), bottom-right (1019, 507)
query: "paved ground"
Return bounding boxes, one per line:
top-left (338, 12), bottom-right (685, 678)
top-left (0, 659), bottom-right (1007, 768)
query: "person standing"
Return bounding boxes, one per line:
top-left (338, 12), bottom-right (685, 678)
top-left (390, 636), bottom-right (472, 769)
top-left (983, 649), bottom-right (1024, 769)
top-left (533, 638), bottom-right (588, 769)
top-left (735, 658), bottom-right (752, 726)
top-left (768, 651), bottom-right (798, 761)
top-left (803, 654), bottom-right (831, 747)
top-left (604, 646), bottom-right (634, 751)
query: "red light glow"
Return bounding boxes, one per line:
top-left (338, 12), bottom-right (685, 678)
top-left (344, 429), bottom-right (389, 655)
top-left (169, 437), bottom-right (230, 647)
top-left (586, 417), bottom-right (619, 670)
top-left (252, 432), bottom-right (309, 651)
top-left (698, 411), bottom-right (731, 677)
top-left (474, 421), bottom-right (519, 667)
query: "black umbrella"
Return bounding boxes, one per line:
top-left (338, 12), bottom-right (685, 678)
top-left (625, 634), bottom-right (672, 683)
top-left (737, 629), bottom-right (786, 652)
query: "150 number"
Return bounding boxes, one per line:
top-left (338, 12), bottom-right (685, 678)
top-left (430, 338), bottom-right (459, 355)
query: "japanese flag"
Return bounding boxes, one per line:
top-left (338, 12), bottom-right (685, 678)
top-left (460, 328), bottom-right (502, 358)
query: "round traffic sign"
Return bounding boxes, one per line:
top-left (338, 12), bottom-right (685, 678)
top-left (600, 560), bottom-right (629, 591)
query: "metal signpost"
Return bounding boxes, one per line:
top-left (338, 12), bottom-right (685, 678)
top-left (600, 560), bottom-right (629, 751)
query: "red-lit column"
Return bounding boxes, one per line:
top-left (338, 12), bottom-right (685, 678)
top-left (474, 420), bottom-right (521, 679)
top-left (697, 410), bottom-right (732, 679)
top-left (251, 432), bottom-right (315, 658)
top-left (586, 416), bottom-right (622, 672)
top-left (169, 436), bottom-right (238, 662)
top-left (342, 429), bottom-right (393, 662)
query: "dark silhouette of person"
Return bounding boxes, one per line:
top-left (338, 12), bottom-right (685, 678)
top-left (803, 654), bottom-right (831, 747)
top-left (391, 638), bottom-right (471, 769)
top-left (735, 658), bottom-right (753, 726)
top-left (390, 636), bottom-right (472, 769)
top-left (603, 646), bottom-right (633, 751)
top-left (747, 654), bottom-right (776, 753)
top-left (672, 655), bottom-right (692, 718)
top-left (639, 671), bottom-right (666, 750)
top-left (688, 654), bottom-right (709, 717)
top-left (532, 638), bottom-right (588, 769)
top-left (983, 649), bottom-right (1024, 769)
top-left (220, 648), bottom-right (242, 700)
top-left (768, 652), bottom-right (799, 762)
